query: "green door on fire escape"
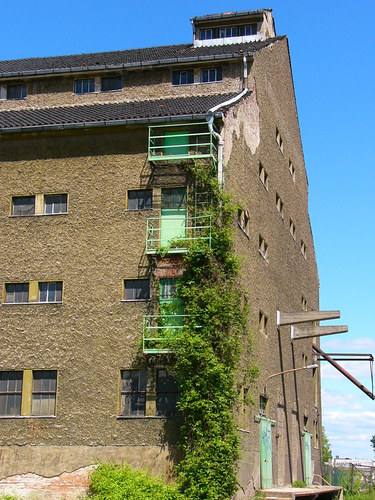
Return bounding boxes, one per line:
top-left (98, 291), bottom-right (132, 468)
top-left (159, 279), bottom-right (184, 342)
top-left (260, 417), bottom-right (273, 489)
top-left (160, 188), bottom-right (187, 247)
top-left (163, 130), bottom-right (189, 156)
top-left (303, 432), bottom-right (313, 485)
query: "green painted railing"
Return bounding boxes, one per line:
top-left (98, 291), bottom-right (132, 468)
top-left (148, 122), bottom-right (218, 162)
top-left (143, 314), bottom-right (188, 354)
top-left (145, 214), bottom-right (212, 254)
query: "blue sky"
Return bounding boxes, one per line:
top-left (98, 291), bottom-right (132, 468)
top-left (1, 0), bottom-right (374, 460)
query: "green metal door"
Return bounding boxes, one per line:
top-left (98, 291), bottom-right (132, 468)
top-left (303, 432), bottom-right (313, 485)
top-left (163, 129), bottom-right (189, 156)
top-left (160, 188), bottom-right (186, 247)
top-left (260, 417), bottom-right (273, 489)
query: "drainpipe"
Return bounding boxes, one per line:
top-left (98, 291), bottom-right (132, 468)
top-left (206, 55), bottom-right (249, 189)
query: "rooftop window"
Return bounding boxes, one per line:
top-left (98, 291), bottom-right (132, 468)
top-left (199, 24), bottom-right (257, 40)
top-left (74, 79), bottom-right (95, 94)
top-left (101, 76), bottom-right (122, 92)
top-left (7, 84), bottom-right (26, 100)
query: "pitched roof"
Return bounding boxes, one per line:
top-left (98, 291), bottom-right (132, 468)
top-left (0, 37), bottom-right (284, 78)
top-left (191, 9), bottom-right (271, 23)
top-left (0, 92), bottom-right (244, 133)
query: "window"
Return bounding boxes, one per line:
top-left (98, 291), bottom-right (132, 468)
top-left (289, 160), bottom-right (296, 182)
top-left (44, 194), bottom-right (68, 214)
top-left (301, 296), bottom-right (307, 312)
top-left (74, 79), bottom-right (95, 94)
top-left (101, 76), bottom-right (122, 92)
top-left (259, 395), bottom-right (268, 416)
top-left (5, 283), bottom-right (29, 304)
top-left (156, 369), bottom-right (179, 417)
top-left (161, 188), bottom-right (186, 209)
top-left (259, 235), bottom-right (268, 260)
top-left (276, 127), bottom-right (283, 153)
top-left (120, 370), bottom-right (146, 416)
top-left (172, 70), bottom-right (194, 86)
top-left (39, 282), bottom-right (63, 303)
top-left (12, 196), bottom-right (35, 216)
top-left (199, 24), bottom-right (257, 40)
top-left (7, 84), bottom-right (26, 100)
top-left (289, 219), bottom-right (296, 240)
top-left (259, 163), bottom-right (269, 190)
top-left (123, 279), bottom-right (150, 301)
top-left (300, 240), bottom-right (307, 259)
top-left (127, 190), bottom-right (152, 210)
top-left (0, 371), bottom-right (23, 416)
top-left (31, 370), bottom-right (57, 416)
top-left (276, 193), bottom-right (284, 218)
top-left (201, 67), bottom-right (222, 83)
top-left (259, 311), bottom-right (268, 335)
top-left (238, 209), bottom-right (250, 237)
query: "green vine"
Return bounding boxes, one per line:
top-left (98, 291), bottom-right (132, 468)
top-left (172, 162), bottom-right (256, 500)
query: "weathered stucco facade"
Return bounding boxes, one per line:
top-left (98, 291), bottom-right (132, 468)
top-left (0, 9), bottom-right (331, 499)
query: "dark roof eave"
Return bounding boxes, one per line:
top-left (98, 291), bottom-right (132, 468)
top-left (0, 112), bottom-right (224, 135)
top-left (0, 52), bottom-right (255, 79)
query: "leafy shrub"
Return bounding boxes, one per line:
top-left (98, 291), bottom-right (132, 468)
top-left (292, 480), bottom-right (307, 488)
top-left (87, 463), bottom-right (186, 500)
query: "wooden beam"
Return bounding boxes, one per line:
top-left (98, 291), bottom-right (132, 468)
top-left (277, 310), bottom-right (340, 326)
top-left (292, 325), bottom-right (348, 340)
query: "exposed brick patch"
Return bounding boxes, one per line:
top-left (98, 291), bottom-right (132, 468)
top-left (0, 465), bottom-right (95, 499)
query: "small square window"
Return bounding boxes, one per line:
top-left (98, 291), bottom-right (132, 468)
top-left (300, 240), bottom-right (307, 259)
top-left (289, 219), bottom-right (296, 240)
top-left (289, 160), bottom-right (296, 182)
top-left (12, 196), bottom-right (35, 216)
top-left (101, 76), bottom-right (122, 92)
top-left (259, 236), bottom-right (268, 260)
top-left (44, 194), bottom-right (68, 214)
top-left (259, 311), bottom-right (268, 334)
top-left (259, 163), bottom-right (269, 190)
top-left (0, 371), bottom-right (23, 416)
top-left (5, 283), bottom-right (29, 304)
top-left (7, 84), bottom-right (26, 100)
top-left (74, 79), bottom-right (95, 94)
top-left (120, 369), bottom-right (146, 416)
top-left (156, 369), bottom-right (179, 417)
top-left (124, 279), bottom-right (150, 301)
top-left (31, 370), bottom-right (57, 416)
top-left (201, 67), bottom-right (222, 83)
top-left (127, 190), bottom-right (152, 210)
top-left (276, 127), bottom-right (283, 153)
top-left (38, 282), bottom-right (63, 303)
top-left (238, 209), bottom-right (250, 237)
top-left (172, 70), bottom-right (194, 86)
top-left (276, 193), bottom-right (284, 218)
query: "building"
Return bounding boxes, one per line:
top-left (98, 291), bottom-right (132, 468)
top-left (0, 9), bottom-right (342, 499)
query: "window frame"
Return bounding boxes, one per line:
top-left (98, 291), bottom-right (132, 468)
top-left (31, 370), bottom-right (57, 417)
top-left (101, 76), bottom-right (122, 92)
top-left (7, 84), bottom-right (26, 100)
top-left (11, 195), bottom-right (35, 216)
top-left (0, 371), bottom-right (23, 417)
top-left (44, 193), bottom-right (68, 215)
top-left (172, 69), bottom-right (194, 86)
top-left (4, 282), bottom-right (29, 304)
top-left (127, 189), bottom-right (152, 211)
top-left (74, 79), bottom-right (95, 94)
top-left (123, 279), bottom-right (150, 301)
top-left (201, 67), bottom-right (222, 83)
top-left (120, 369), bottom-right (147, 417)
top-left (38, 281), bottom-right (63, 303)
top-left (156, 369), bottom-right (179, 417)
